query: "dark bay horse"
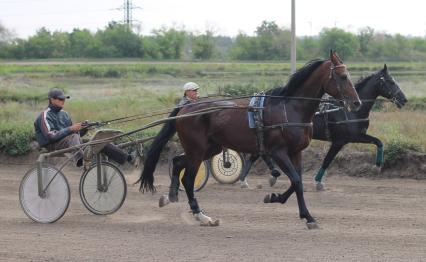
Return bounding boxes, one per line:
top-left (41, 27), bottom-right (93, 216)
top-left (138, 51), bottom-right (361, 229)
top-left (240, 64), bottom-right (407, 190)
top-left (313, 64), bottom-right (407, 190)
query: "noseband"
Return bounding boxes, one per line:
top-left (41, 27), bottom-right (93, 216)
top-left (379, 76), bottom-right (402, 103)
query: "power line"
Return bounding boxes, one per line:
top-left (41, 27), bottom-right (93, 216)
top-left (113, 0), bottom-right (142, 29)
top-left (0, 8), bottom-right (112, 18)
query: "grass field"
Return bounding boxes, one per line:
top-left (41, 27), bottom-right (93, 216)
top-left (0, 60), bottom-right (425, 155)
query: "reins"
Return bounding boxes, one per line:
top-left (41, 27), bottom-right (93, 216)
top-left (84, 89), bottom-right (396, 130)
top-left (41, 106), bottom-right (236, 159)
top-left (86, 94), bottom-right (347, 129)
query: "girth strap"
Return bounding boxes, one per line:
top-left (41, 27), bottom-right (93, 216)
top-left (263, 122), bottom-right (313, 129)
top-left (327, 118), bottom-right (369, 125)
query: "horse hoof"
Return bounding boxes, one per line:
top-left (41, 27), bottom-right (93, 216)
top-left (240, 181), bottom-right (249, 189)
top-left (306, 222), bottom-right (319, 230)
top-left (169, 194), bottom-right (178, 203)
top-left (159, 195), bottom-right (170, 208)
top-left (200, 219), bottom-right (220, 227)
top-left (315, 182), bottom-right (325, 191)
top-left (211, 219), bottom-right (220, 226)
top-left (263, 194), bottom-right (272, 203)
top-left (269, 176), bottom-right (277, 187)
top-left (372, 165), bottom-right (382, 175)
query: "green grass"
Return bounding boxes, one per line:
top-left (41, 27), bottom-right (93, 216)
top-left (0, 122), bottom-right (34, 156)
top-left (1, 60), bottom-right (425, 155)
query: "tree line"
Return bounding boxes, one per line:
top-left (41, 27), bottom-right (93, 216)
top-left (1, 21), bottom-right (426, 61)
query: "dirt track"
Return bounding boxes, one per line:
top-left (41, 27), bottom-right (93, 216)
top-left (1, 163), bottom-right (426, 261)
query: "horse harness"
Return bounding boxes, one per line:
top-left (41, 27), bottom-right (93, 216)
top-left (315, 102), bottom-right (369, 141)
top-left (378, 76), bottom-right (404, 105)
top-left (248, 93), bottom-right (313, 155)
top-left (244, 62), bottom-right (353, 152)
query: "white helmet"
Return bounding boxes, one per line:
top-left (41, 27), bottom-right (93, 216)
top-left (183, 82), bottom-right (199, 91)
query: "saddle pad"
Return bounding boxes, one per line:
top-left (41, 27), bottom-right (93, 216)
top-left (247, 95), bottom-right (265, 128)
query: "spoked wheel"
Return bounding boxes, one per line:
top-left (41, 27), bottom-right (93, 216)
top-left (19, 165), bottom-right (70, 223)
top-left (168, 154), bottom-right (210, 192)
top-left (209, 149), bottom-right (245, 184)
top-left (79, 162), bottom-right (127, 215)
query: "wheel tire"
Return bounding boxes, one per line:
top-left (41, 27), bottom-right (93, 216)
top-left (209, 149), bottom-right (244, 184)
top-left (79, 162), bottom-right (127, 215)
top-left (19, 165), bottom-right (70, 223)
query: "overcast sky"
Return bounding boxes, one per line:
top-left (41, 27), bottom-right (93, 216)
top-left (1, 0), bottom-right (426, 38)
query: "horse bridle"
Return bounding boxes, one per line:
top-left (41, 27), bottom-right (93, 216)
top-left (378, 75), bottom-right (402, 104)
top-left (329, 64), bottom-right (347, 80)
top-left (329, 63), bottom-right (358, 109)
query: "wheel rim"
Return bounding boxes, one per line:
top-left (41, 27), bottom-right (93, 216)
top-left (210, 149), bottom-right (244, 184)
top-left (80, 163), bottom-right (126, 215)
top-left (19, 166), bottom-right (70, 223)
top-left (178, 161), bottom-right (208, 191)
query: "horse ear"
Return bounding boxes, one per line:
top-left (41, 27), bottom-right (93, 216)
top-left (330, 50), bottom-right (337, 65)
top-left (383, 64), bottom-right (388, 71)
top-left (330, 50), bottom-right (343, 65)
top-left (334, 52), bottom-right (343, 63)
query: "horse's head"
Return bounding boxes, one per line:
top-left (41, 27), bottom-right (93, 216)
top-left (323, 51), bottom-right (361, 112)
top-left (377, 64), bottom-right (407, 108)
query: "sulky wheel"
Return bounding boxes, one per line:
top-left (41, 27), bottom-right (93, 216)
top-left (19, 165), bottom-right (70, 223)
top-left (168, 154), bottom-right (210, 192)
top-left (79, 162), bottom-right (127, 215)
top-left (179, 161), bottom-right (209, 192)
top-left (209, 149), bottom-right (245, 184)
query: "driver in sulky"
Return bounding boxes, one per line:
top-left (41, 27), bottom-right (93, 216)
top-left (34, 88), bottom-right (135, 167)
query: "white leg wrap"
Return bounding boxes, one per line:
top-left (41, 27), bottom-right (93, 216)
top-left (240, 179), bottom-right (249, 188)
top-left (194, 212), bottom-right (220, 226)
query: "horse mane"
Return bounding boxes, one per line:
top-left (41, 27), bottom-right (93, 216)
top-left (355, 68), bottom-right (383, 91)
top-left (268, 59), bottom-right (326, 97)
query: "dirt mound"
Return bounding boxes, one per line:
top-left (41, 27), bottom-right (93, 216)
top-left (324, 149), bottom-right (426, 179)
top-left (383, 150), bottom-right (426, 178)
top-left (249, 147), bottom-right (426, 180)
top-left (2, 144), bottom-right (425, 179)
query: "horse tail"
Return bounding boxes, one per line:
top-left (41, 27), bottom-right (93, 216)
top-left (137, 107), bottom-right (180, 192)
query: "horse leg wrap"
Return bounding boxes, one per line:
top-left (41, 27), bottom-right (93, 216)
top-left (314, 168), bottom-right (326, 182)
top-left (188, 198), bottom-right (201, 214)
top-left (376, 146), bottom-right (384, 166)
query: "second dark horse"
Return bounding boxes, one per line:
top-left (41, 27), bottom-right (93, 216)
top-left (313, 64), bottom-right (407, 190)
top-left (138, 51), bottom-right (361, 229)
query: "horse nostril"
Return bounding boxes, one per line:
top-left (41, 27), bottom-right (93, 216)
top-left (354, 101), bottom-right (361, 107)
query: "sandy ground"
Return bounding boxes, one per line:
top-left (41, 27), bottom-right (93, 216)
top-left (1, 163), bottom-right (426, 262)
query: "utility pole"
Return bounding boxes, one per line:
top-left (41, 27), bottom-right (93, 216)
top-left (116, 0), bottom-right (142, 30)
top-left (125, 0), bottom-right (132, 27)
top-left (291, 0), bottom-right (296, 73)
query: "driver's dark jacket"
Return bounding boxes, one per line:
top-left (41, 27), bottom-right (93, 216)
top-left (34, 104), bottom-right (73, 147)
